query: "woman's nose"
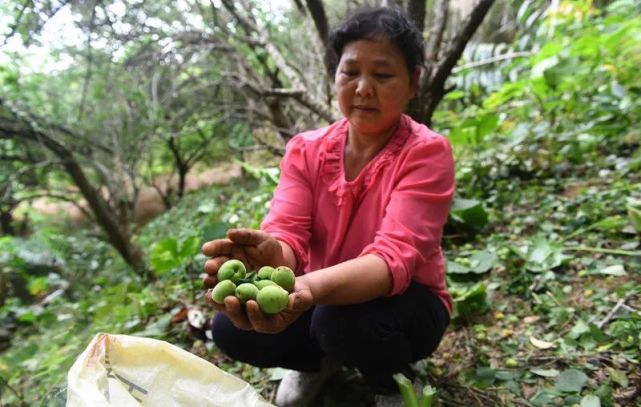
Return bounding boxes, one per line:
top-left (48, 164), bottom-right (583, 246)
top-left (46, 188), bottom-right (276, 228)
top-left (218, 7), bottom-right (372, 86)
top-left (355, 77), bottom-right (374, 97)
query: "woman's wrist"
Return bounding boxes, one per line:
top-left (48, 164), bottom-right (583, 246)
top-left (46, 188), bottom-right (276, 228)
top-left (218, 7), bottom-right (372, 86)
top-left (277, 240), bottom-right (298, 271)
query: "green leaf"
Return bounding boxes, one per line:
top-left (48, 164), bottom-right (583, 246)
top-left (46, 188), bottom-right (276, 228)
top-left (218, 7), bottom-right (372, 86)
top-left (594, 215), bottom-right (627, 231)
top-left (598, 265), bottom-right (626, 276)
top-left (530, 368), bottom-right (560, 378)
top-left (452, 282), bottom-right (490, 318)
top-left (393, 373), bottom-right (420, 407)
top-left (445, 90), bottom-right (465, 100)
top-left (519, 238), bottom-right (567, 273)
top-left (178, 236), bottom-right (200, 259)
top-left (447, 251), bottom-right (497, 275)
top-left (449, 198), bottom-right (489, 231)
top-left (627, 204), bottom-right (641, 233)
top-left (446, 261), bottom-right (472, 274)
top-left (568, 319), bottom-right (590, 339)
top-left (530, 389), bottom-right (558, 406)
top-left (149, 238), bottom-right (181, 275)
top-left (475, 113), bottom-right (499, 143)
top-left (607, 368), bottom-right (629, 388)
top-left (555, 369), bottom-right (588, 393)
top-left (202, 221), bottom-right (228, 241)
top-left (419, 385), bottom-right (437, 407)
top-left (468, 367), bottom-right (496, 388)
top-left (580, 394), bottom-right (601, 407)
top-left (469, 250), bottom-right (497, 274)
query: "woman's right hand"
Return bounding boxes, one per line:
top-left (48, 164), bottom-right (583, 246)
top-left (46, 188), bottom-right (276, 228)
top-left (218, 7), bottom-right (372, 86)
top-left (201, 228), bottom-right (286, 289)
top-left (204, 278), bottom-right (314, 332)
top-left (201, 228), bottom-right (289, 331)
top-left (205, 289), bottom-right (254, 330)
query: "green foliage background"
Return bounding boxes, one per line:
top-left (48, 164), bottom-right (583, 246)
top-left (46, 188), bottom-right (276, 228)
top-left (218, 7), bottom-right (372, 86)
top-left (1, 0), bottom-right (640, 405)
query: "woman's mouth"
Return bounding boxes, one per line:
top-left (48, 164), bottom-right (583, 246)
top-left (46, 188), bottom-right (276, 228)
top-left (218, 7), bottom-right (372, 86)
top-left (354, 106), bottom-right (377, 112)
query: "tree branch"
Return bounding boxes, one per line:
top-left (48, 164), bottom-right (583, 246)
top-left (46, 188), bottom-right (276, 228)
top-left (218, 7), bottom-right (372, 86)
top-left (221, 0), bottom-right (334, 125)
top-left (305, 0), bottom-right (329, 49)
top-left (21, 191), bottom-right (94, 220)
top-left (431, 0), bottom-right (496, 87)
top-left (407, 0), bottom-right (427, 34)
top-left (425, 0), bottom-right (449, 65)
top-left (452, 51), bottom-right (533, 73)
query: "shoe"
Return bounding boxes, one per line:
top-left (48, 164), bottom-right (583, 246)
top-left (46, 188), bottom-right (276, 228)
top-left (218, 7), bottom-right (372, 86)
top-left (373, 393), bottom-right (404, 407)
top-left (275, 358), bottom-right (340, 407)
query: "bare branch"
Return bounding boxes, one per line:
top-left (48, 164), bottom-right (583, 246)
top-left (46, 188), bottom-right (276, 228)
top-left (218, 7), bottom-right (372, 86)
top-left (305, 0), bottom-right (330, 49)
top-left (597, 292), bottom-right (637, 330)
top-left (407, 0), bottom-right (427, 34)
top-left (452, 51), bottom-right (532, 73)
top-left (431, 0), bottom-right (496, 87)
top-left (21, 191), bottom-right (94, 220)
top-left (425, 0), bottom-right (449, 65)
top-left (220, 0), bottom-right (334, 124)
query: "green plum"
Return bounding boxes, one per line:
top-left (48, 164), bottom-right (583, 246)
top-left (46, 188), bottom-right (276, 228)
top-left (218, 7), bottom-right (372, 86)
top-left (271, 266), bottom-right (295, 292)
top-left (257, 266), bottom-right (275, 280)
top-left (217, 259), bottom-right (246, 283)
top-left (211, 280), bottom-right (237, 304)
top-left (235, 283), bottom-right (259, 304)
top-left (256, 285), bottom-right (289, 314)
top-left (254, 279), bottom-right (277, 289)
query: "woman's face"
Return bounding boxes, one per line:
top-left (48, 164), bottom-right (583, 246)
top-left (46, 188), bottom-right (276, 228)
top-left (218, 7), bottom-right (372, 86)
top-left (335, 37), bottom-right (417, 139)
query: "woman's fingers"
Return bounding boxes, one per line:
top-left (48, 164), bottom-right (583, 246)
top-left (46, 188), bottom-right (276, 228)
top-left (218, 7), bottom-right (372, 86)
top-left (289, 289), bottom-right (314, 313)
top-left (246, 300), bottom-right (283, 334)
top-left (204, 257), bottom-right (230, 276)
top-left (227, 228), bottom-right (270, 245)
top-left (203, 274), bottom-right (217, 289)
top-left (223, 296), bottom-right (253, 331)
top-left (201, 239), bottom-right (234, 257)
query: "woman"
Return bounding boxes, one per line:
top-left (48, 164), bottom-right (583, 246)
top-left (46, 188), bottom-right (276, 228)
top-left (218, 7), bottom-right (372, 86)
top-left (202, 7), bottom-right (454, 406)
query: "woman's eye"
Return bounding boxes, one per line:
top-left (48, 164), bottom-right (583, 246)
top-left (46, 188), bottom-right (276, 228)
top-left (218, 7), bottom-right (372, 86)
top-left (341, 71), bottom-right (357, 77)
top-left (374, 73), bottom-right (394, 79)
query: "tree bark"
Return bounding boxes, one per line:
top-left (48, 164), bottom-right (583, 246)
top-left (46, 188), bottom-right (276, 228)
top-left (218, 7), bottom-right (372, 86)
top-left (407, 0), bottom-right (427, 34)
top-left (305, 0), bottom-right (329, 48)
top-left (409, 0), bottom-right (495, 126)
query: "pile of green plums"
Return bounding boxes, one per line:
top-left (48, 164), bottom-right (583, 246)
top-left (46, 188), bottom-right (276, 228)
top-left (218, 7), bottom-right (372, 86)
top-left (210, 259), bottom-right (295, 314)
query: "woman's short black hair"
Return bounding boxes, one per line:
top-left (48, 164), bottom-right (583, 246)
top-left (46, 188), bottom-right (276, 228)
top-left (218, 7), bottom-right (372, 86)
top-left (327, 7), bottom-right (425, 76)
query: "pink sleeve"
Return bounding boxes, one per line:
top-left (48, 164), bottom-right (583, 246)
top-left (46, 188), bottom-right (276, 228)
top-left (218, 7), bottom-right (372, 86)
top-left (360, 136), bottom-right (455, 295)
top-left (261, 135), bottom-right (312, 274)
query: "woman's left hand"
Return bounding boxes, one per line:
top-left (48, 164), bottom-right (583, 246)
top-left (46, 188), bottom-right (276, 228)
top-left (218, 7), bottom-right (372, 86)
top-left (245, 278), bottom-right (314, 334)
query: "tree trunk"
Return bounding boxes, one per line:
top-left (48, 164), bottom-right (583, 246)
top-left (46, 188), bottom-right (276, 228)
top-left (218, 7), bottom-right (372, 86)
top-left (408, 0), bottom-right (495, 126)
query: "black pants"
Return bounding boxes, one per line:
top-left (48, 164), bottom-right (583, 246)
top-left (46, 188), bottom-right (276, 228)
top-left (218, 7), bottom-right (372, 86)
top-left (211, 282), bottom-right (450, 392)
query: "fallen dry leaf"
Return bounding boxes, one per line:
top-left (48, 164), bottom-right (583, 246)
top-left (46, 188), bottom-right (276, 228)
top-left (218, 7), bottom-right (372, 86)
top-left (529, 336), bottom-right (556, 349)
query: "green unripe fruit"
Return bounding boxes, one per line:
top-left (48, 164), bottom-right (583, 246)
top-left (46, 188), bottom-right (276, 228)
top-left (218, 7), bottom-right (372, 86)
top-left (271, 266), bottom-right (295, 292)
top-left (211, 280), bottom-right (237, 304)
top-left (256, 285), bottom-right (289, 314)
top-left (254, 279), bottom-right (277, 289)
top-left (257, 266), bottom-right (275, 280)
top-left (235, 283), bottom-right (259, 304)
top-left (218, 259), bottom-right (246, 283)
top-left (505, 358), bottom-right (519, 368)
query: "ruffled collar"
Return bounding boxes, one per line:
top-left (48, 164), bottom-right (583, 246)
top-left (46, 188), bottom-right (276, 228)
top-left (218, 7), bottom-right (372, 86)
top-left (320, 114), bottom-right (413, 206)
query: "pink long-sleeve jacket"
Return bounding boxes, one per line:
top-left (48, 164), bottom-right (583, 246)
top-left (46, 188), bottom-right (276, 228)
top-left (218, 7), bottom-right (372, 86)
top-left (262, 114), bottom-right (455, 314)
